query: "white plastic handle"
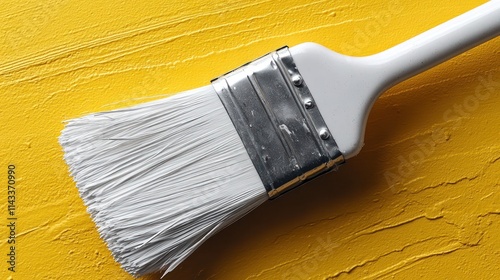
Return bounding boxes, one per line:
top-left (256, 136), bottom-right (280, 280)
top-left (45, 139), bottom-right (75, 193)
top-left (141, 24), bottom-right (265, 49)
top-left (291, 1), bottom-right (500, 159)
top-left (372, 0), bottom-right (500, 89)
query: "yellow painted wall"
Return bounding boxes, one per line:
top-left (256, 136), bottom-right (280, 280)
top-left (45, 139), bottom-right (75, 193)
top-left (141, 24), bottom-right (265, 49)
top-left (1, 0), bottom-right (499, 279)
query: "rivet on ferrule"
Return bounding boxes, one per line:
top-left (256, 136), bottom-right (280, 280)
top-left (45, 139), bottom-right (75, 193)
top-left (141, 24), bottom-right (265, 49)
top-left (304, 99), bottom-right (314, 109)
top-left (291, 74), bottom-right (303, 86)
top-left (319, 129), bottom-right (330, 140)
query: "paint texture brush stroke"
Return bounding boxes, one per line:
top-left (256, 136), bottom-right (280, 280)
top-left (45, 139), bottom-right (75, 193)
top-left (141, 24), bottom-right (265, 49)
top-left (0, 0), bottom-right (499, 279)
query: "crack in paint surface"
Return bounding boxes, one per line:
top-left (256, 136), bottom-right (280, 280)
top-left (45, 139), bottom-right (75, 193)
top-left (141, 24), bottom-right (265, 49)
top-left (0, 0), bottom-right (499, 279)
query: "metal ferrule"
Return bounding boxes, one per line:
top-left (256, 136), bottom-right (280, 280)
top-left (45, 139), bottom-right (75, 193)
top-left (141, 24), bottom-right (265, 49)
top-left (211, 46), bottom-right (344, 199)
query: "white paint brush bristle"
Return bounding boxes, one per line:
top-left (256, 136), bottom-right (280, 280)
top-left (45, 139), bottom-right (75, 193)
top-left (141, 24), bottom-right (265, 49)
top-left (59, 86), bottom-right (267, 276)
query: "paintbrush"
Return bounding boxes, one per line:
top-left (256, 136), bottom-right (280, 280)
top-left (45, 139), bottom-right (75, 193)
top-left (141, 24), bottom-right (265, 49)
top-left (59, 1), bottom-right (500, 277)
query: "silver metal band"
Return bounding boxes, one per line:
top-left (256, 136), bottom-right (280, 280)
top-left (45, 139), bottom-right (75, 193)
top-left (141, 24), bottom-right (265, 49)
top-left (212, 46), bottom-right (344, 198)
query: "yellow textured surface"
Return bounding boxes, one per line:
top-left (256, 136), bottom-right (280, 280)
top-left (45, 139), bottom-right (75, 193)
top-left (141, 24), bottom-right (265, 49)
top-left (1, 0), bottom-right (499, 279)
